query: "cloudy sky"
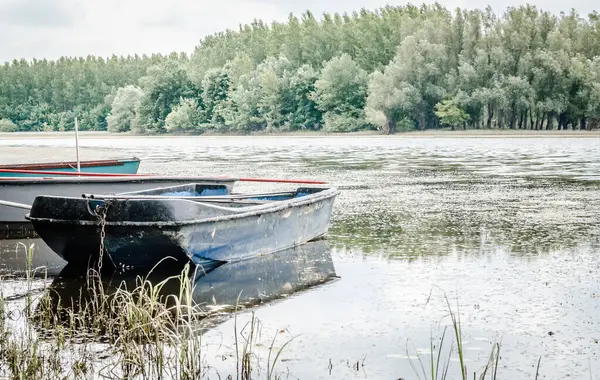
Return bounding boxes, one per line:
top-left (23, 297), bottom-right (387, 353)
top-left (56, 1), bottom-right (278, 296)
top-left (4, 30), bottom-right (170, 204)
top-left (0, 0), bottom-right (596, 62)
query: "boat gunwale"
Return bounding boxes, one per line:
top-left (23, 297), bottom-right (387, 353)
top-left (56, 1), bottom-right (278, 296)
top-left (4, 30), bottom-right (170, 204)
top-left (26, 187), bottom-right (339, 227)
top-left (84, 190), bottom-right (298, 201)
top-left (0, 176), bottom-right (240, 184)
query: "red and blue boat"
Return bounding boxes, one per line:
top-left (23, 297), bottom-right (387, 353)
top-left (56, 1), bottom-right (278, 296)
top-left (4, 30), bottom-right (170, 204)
top-left (0, 158), bottom-right (141, 178)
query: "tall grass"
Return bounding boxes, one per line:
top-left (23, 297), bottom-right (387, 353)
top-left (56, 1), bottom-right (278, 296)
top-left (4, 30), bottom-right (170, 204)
top-left (408, 293), bottom-right (503, 380)
top-left (0, 245), bottom-right (294, 379)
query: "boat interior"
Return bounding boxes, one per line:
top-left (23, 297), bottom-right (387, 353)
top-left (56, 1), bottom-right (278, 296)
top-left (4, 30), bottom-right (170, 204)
top-left (27, 183), bottom-right (333, 223)
top-left (89, 183), bottom-right (329, 208)
top-left (118, 183), bottom-right (231, 197)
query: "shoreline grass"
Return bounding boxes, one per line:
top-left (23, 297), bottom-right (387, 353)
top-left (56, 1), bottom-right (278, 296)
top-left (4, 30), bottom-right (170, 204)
top-left (0, 245), bottom-right (297, 379)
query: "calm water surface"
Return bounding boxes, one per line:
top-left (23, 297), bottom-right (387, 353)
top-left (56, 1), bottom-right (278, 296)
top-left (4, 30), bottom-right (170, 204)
top-left (1, 135), bottom-right (599, 379)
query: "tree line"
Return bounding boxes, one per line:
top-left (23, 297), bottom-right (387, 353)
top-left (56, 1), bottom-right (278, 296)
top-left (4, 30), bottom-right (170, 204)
top-left (1, 4), bottom-right (600, 134)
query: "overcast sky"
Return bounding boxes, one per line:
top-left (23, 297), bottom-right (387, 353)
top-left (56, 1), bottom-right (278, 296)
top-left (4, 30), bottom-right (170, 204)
top-left (0, 0), bottom-right (597, 63)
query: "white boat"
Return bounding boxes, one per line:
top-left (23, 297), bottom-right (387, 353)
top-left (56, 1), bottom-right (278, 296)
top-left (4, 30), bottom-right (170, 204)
top-left (0, 176), bottom-right (238, 229)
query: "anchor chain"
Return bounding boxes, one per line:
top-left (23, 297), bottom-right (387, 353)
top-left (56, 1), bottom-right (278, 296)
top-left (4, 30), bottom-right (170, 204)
top-left (95, 203), bottom-right (109, 272)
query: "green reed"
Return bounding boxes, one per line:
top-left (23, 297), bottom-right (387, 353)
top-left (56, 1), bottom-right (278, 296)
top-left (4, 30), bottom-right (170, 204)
top-left (0, 244), bottom-right (295, 379)
top-left (408, 293), bottom-right (504, 380)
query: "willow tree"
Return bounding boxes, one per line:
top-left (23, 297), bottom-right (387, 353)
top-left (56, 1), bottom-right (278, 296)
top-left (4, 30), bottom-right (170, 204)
top-left (314, 54), bottom-right (369, 131)
top-left (366, 36), bottom-right (449, 131)
top-left (106, 85), bottom-right (143, 132)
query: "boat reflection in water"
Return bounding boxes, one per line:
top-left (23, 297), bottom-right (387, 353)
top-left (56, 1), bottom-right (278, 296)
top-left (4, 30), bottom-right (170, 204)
top-left (191, 240), bottom-right (337, 311)
top-left (0, 226), bottom-right (67, 276)
top-left (41, 240), bottom-right (337, 327)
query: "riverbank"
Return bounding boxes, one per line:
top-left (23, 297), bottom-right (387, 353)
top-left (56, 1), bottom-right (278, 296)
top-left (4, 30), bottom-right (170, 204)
top-left (1, 129), bottom-right (599, 140)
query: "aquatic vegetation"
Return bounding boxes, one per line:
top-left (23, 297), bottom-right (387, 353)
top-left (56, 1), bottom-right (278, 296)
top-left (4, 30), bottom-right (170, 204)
top-left (0, 245), bottom-right (296, 379)
top-left (403, 291), bottom-right (552, 380)
top-left (406, 295), bottom-right (502, 380)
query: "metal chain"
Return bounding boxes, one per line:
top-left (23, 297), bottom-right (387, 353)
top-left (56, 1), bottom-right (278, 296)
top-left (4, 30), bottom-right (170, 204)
top-left (95, 203), bottom-right (109, 272)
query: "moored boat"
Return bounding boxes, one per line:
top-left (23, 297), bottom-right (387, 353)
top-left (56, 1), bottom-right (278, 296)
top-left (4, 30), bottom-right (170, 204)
top-left (27, 183), bottom-right (338, 270)
top-left (0, 176), bottom-right (238, 225)
top-left (0, 158), bottom-right (141, 177)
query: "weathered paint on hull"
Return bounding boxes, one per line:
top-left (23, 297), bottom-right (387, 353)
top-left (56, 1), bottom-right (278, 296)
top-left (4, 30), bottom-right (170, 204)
top-left (28, 188), bottom-right (338, 269)
top-left (27, 223), bottom-right (193, 268)
top-left (179, 196), bottom-right (335, 263)
top-left (0, 177), bottom-right (237, 223)
top-left (103, 194), bottom-right (335, 268)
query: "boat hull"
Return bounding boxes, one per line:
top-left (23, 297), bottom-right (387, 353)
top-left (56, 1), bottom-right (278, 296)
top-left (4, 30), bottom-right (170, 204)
top-left (0, 177), bottom-right (237, 224)
top-left (0, 158), bottom-right (141, 177)
top-left (28, 187), bottom-right (338, 269)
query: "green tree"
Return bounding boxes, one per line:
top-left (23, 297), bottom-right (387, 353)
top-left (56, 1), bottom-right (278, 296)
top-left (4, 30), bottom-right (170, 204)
top-left (0, 118), bottom-right (18, 132)
top-left (137, 60), bottom-right (199, 133)
top-left (315, 54), bottom-right (368, 131)
top-left (106, 85), bottom-right (143, 132)
top-left (221, 73), bottom-right (265, 132)
top-left (285, 64), bottom-right (322, 129)
top-left (201, 68), bottom-right (230, 128)
top-left (2, 4), bottom-right (600, 133)
top-left (435, 99), bottom-right (471, 129)
top-left (366, 36), bottom-right (449, 132)
top-left (165, 98), bottom-right (200, 133)
top-left (255, 56), bottom-right (293, 130)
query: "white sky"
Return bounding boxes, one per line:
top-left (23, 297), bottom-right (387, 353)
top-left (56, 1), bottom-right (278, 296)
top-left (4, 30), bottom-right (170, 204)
top-left (0, 0), bottom-right (597, 63)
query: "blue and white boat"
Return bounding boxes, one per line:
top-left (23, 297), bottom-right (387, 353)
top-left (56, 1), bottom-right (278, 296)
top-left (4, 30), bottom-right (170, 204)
top-left (26, 183), bottom-right (338, 270)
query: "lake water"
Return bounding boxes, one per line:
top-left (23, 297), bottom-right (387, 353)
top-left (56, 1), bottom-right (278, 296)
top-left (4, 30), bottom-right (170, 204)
top-left (1, 135), bottom-right (600, 379)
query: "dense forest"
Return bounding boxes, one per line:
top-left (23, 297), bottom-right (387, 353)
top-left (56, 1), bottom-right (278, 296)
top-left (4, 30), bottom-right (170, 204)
top-left (1, 4), bottom-right (600, 133)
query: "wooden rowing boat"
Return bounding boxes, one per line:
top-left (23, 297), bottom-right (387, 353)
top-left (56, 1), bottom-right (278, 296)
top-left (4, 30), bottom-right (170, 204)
top-left (0, 158), bottom-right (141, 177)
top-left (26, 183), bottom-right (338, 270)
top-left (0, 176), bottom-right (238, 225)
